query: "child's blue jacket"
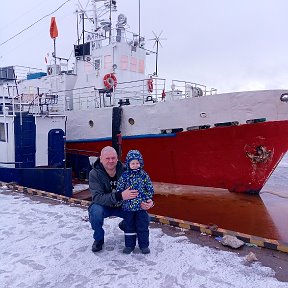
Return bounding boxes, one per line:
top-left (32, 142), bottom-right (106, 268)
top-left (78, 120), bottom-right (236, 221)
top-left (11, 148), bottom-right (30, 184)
top-left (116, 150), bottom-right (154, 211)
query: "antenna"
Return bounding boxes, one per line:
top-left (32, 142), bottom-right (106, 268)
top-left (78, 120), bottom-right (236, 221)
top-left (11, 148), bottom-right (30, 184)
top-left (148, 31), bottom-right (166, 76)
top-left (76, 0), bottom-right (95, 46)
top-left (138, 0), bottom-right (141, 45)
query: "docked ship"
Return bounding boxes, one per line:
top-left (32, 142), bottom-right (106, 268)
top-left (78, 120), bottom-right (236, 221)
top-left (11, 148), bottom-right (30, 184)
top-left (1, 0), bottom-right (288, 194)
top-left (0, 72), bottom-right (72, 195)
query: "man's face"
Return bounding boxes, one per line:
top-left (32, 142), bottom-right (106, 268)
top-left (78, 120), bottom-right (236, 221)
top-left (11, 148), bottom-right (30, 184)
top-left (100, 151), bottom-right (118, 171)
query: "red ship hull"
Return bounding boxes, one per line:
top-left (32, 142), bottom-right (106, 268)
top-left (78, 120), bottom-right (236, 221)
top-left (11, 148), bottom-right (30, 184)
top-left (67, 121), bottom-right (288, 194)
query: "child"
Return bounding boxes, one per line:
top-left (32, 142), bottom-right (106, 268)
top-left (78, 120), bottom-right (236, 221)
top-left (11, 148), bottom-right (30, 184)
top-left (116, 150), bottom-right (154, 254)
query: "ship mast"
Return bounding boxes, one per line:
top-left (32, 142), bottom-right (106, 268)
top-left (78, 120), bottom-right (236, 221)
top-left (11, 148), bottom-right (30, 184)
top-left (109, 0), bottom-right (112, 44)
top-left (138, 0), bottom-right (141, 45)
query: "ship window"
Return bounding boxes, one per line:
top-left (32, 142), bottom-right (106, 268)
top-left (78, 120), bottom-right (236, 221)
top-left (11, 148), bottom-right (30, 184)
top-left (161, 128), bottom-right (183, 134)
top-left (214, 121), bottom-right (239, 127)
top-left (104, 55), bottom-right (112, 69)
top-left (0, 123), bottom-right (8, 142)
top-left (138, 59), bottom-right (145, 73)
top-left (94, 59), bottom-right (101, 70)
top-left (187, 125), bottom-right (210, 131)
top-left (246, 118), bottom-right (266, 124)
top-left (89, 120), bottom-right (94, 128)
top-left (130, 57), bottom-right (137, 72)
top-left (120, 55), bottom-right (128, 70)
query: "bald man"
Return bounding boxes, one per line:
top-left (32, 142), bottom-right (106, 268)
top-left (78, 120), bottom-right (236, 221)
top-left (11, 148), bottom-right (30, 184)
top-left (88, 146), bottom-right (154, 252)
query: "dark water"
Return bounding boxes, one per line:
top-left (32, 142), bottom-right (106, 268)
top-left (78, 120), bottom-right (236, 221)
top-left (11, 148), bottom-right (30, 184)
top-left (150, 155), bottom-right (288, 242)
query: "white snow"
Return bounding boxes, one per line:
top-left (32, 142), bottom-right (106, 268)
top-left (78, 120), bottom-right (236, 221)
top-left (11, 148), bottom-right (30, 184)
top-left (0, 191), bottom-right (287, 288)
top-left (73, 184), bottom-right (89, 193)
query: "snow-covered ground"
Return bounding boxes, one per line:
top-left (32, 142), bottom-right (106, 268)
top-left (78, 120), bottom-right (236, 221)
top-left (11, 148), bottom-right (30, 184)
top-left (0, 191), bottom-right (287, 288)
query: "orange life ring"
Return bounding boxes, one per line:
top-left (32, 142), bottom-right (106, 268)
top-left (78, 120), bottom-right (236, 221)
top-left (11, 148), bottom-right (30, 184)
top-left (147, 78), bottom-right (153, 93)
top-left (103, 73), bottom-right (117, 89)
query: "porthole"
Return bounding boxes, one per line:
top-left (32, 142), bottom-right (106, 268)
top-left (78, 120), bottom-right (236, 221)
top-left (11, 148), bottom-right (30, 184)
top-left (128, 118), bottom-right (135, 125)
top-left (280, 93), bottom-right (288, 102)
top-left (89, 120), bottom-right (94, 127)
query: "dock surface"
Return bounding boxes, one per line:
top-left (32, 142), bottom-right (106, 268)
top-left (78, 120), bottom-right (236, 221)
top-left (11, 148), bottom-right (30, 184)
top-left (0, 189), bottom-right (288, 287)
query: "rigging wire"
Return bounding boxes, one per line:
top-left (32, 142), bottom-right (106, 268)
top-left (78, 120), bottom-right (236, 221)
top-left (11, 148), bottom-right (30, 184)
top-left (0, 0), bottom-right (72, 47)
top-left (0, 1), bottom-right (44, 31)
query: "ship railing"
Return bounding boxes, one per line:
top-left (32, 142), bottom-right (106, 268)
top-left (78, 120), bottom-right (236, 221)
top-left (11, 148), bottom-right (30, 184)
top-left (114, 77), bottom-right (167, 105)
top-left (68, 86), bottom-right (102, 110)
top-left (0, 65), bottom-right (32, 82)
top-left (0, 65), bottom-right (44, 82)
top-left (170, 80), bottom-right (217, 99)
top-left (68, 78), bottom-right (167, 110)
top-left (87, 26), bottom-right (145, 51)
top-left (18, 85), bottom-right (67, 115)
top-left (15, 65), bottom-right (44, 81)
top-left (0, 87), bottom-right (65, 117)
top-left (67, 77), bottom-right (217, 111)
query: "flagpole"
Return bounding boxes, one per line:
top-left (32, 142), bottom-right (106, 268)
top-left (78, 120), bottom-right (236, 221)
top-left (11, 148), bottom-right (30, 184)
top-left (50, 17), bottom-right (59, 66)
top-left (53, 38), bottom-right (56, 64)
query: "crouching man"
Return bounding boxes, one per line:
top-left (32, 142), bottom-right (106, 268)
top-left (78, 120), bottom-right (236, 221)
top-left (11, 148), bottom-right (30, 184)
top-left (88, 146), bottom-right (154, 252)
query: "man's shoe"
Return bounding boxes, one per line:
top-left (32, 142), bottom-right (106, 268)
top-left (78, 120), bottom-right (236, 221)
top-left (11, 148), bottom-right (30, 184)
top-left (141, 247), bottom-right (150, 254)
top-left (92, 240), bottom-right (104, 252)
top-left (118, 220), bottom-right (126, 232)
top-left (123, 247), bottom-right (134, 254)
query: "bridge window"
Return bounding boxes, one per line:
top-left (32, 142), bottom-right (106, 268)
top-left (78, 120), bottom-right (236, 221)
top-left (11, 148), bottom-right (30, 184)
top-left (120, 55), bottom-right (128, 70)
top-left (130, 57), bottom-right (137, 72)
top-left (138, 59), bottom-right (144, 73)
top-left (104, 55), bottom-right (112, 69)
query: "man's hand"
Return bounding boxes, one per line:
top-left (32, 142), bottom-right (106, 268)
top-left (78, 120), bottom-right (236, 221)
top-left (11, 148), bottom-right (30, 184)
top-left (121, 187), bottom-right (138, 200)
top-left (141, 199), bottom-right (154, 210)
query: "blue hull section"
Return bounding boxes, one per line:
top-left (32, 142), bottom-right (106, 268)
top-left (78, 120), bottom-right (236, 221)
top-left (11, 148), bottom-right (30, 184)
top-left (0, 167), bottom-right (72, 197)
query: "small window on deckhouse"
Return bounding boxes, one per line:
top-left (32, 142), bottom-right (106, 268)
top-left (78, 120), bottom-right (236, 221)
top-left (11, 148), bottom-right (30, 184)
top-left (95, 59), bottom-right (101, 70)
top-left (0, 123), bottom-right (8, 142)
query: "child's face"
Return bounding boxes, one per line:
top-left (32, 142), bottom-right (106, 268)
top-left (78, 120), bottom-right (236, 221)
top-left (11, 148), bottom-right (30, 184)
top-left (129, 159), bottom-right (140, 170)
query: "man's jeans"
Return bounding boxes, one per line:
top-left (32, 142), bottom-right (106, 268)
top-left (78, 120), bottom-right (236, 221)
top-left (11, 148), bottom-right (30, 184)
top-left (88, 203), bottom-right (125, 241)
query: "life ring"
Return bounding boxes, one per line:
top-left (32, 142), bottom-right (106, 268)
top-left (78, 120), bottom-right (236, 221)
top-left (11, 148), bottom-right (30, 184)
top-left (147, 78), bottom-right (153, 93)
top-left (103, 73), bottom-right (117, 89)
top-left (47, 67), bottom-right (52, 75)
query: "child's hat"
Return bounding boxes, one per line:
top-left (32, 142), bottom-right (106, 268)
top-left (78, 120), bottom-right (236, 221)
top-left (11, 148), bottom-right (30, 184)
top-left (125, 150), bottom-right (144, 168)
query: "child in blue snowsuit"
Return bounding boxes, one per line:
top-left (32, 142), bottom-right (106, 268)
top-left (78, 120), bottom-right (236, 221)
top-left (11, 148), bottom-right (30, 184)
top-left (116, 150), bottom-right (154, 254)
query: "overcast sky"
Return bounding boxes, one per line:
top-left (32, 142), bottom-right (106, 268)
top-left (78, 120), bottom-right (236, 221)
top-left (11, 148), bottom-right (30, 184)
top-left (1, 0), bottom-right (288, 93)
